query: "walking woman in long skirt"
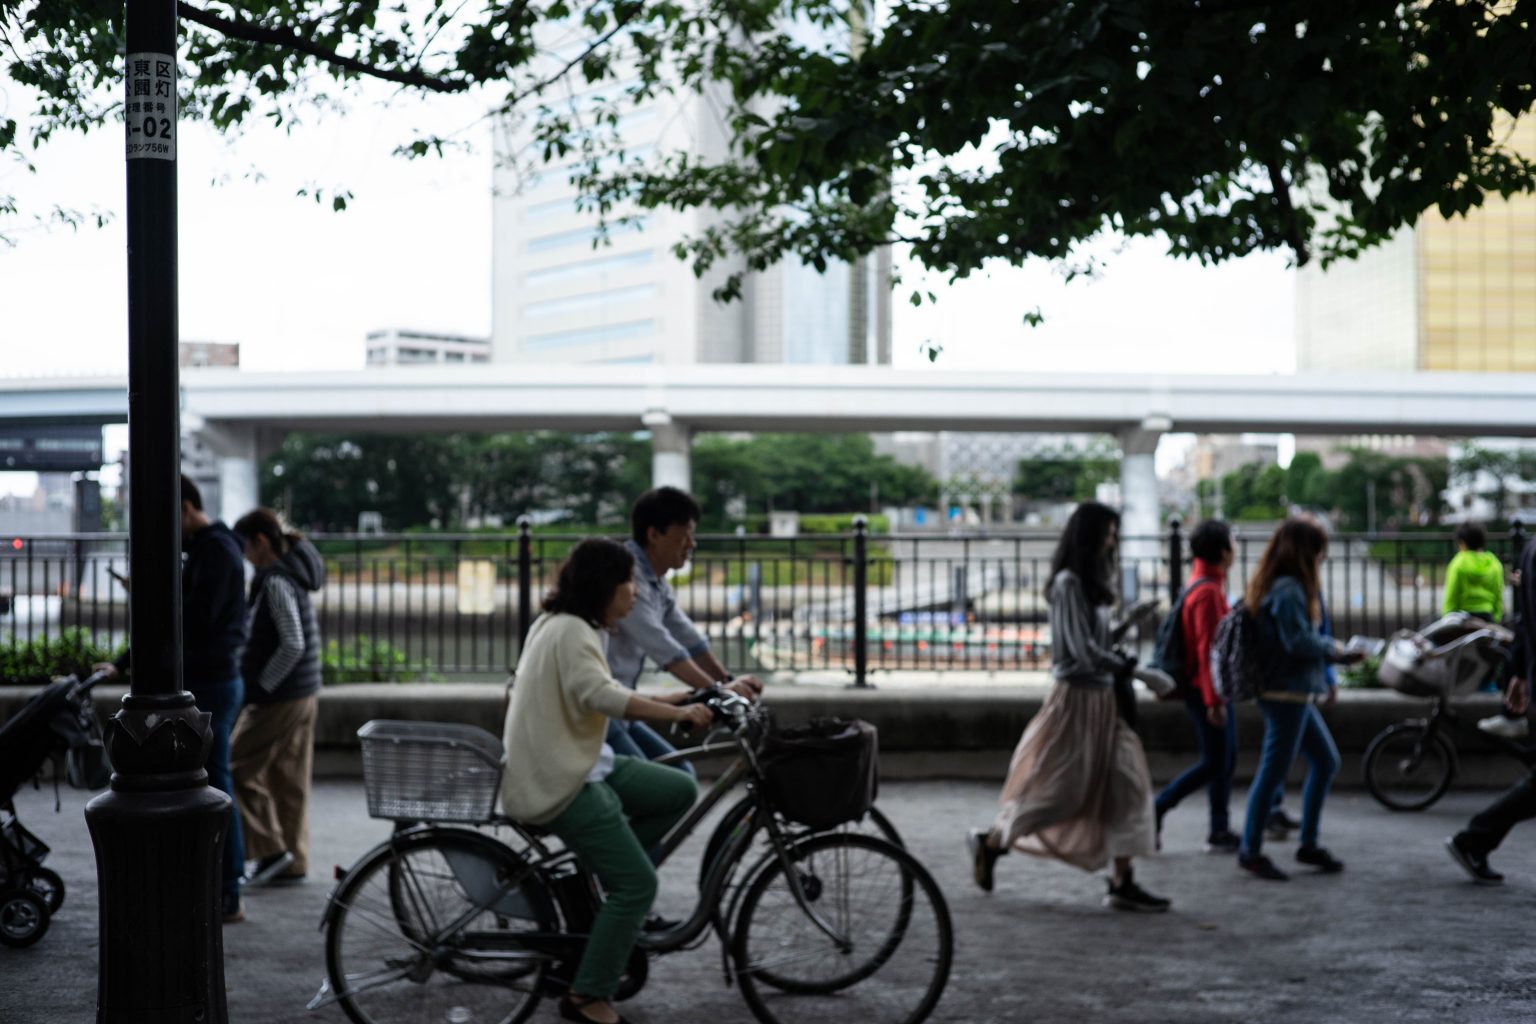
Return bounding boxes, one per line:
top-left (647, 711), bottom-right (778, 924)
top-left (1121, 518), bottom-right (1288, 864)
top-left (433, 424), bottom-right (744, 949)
top-left (967, 501), bottom-right (1169, 911)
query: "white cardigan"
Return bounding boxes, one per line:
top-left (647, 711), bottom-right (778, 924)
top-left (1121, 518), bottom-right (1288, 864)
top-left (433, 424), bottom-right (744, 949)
top-left (500, 613), bottom-right (635, 824)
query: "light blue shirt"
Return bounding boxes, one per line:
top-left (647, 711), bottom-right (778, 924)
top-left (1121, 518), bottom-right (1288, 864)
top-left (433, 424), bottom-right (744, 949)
top-left (605, 539), bottom-right (710, 688)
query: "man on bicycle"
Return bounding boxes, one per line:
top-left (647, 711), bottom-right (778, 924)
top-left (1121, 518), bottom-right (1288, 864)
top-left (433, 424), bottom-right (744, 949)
top-left (605, 487), bottom-right (763, 772)
top-left (1447, 528), bottom-right (1535, 884)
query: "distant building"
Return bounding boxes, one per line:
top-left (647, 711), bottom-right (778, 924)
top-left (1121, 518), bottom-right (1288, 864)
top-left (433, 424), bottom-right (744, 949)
top-left (1296, 114), bottom-right (1536, 372)
top-left (179, 341), bottom-right (240, 368)
top-left (365, 329), bottom-right (491, 367)
top-left (490, 47), bottom-right (889, 366)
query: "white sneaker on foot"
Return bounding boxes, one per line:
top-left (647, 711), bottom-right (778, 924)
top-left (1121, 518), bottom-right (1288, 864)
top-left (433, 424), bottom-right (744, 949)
top-left (1477, 715), bottom-right (1529, 740)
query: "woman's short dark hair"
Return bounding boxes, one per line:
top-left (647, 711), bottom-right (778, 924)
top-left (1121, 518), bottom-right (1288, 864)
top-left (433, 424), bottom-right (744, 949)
top-left (1190, 519), bottom-right (1233, 564)
top-left (1048, 501), bottom-right (1121, 607)
top-left (1455, 522), bottom-right (1487, 551)
top-left (544, 538), bottom-right (636, 627)
top-left (631, 487), bottom-right (701, 546)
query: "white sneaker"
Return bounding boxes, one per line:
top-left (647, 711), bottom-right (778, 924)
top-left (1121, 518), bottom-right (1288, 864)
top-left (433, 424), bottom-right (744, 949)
top-left (1477, 715), bottom-right (1529, 739)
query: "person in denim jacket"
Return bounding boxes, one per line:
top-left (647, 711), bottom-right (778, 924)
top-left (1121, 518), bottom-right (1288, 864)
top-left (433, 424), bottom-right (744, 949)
top-left (1237, 518), bottom-right (1364, 882)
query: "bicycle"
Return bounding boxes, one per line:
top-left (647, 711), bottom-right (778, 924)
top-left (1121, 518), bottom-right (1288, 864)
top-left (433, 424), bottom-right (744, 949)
top-left (1362, 614), bottom-right (1536, 811)
top-left (309, 689), bottom-right (953, 1024)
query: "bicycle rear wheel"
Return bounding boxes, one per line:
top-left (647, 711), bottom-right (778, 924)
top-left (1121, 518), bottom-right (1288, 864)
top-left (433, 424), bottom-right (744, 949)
top-left (326, 828), bottom-right (555, 1024)
top-left (1363, 722), bottom-right (1456, 811)
top-left (732, 833), bottom-right (952, 1024)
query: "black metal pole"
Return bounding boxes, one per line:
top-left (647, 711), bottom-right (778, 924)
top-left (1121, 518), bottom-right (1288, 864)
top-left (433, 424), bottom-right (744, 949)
top-left (1167, 517), bottom-right (1184, 601)
top-left (517, 516), bottom-right (533, 647)
top-left (85, 3), bottom-right (229, 1020)
top-left (850, 516), bottom-right (871, 688)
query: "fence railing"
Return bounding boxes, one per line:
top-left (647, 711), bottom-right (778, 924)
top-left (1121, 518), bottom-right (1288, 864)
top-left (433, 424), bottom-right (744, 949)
top-left (0, 520), bottom-right (1527, 685)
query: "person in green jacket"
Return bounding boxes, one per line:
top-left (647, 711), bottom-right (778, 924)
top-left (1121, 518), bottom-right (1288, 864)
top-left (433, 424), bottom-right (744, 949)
top-left (1443, 522), bottom-right (1522, 738)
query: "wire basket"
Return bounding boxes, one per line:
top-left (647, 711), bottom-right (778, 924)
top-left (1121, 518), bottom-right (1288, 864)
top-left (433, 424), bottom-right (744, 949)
top-left (358, 720), bottom-right (505, 824)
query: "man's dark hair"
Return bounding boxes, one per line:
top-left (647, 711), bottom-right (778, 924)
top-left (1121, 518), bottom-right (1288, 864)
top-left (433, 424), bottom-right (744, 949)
top-left (1189, 519), bottom-right (1233, 564)
top-left (180, 473), bottom-right (203, 512)
top-left (544, 539), bottom-right (636, 627)
top-left (1456, 521), bottom-right (1487, 551)
top-left (631, 486), bottom-right (702, 546)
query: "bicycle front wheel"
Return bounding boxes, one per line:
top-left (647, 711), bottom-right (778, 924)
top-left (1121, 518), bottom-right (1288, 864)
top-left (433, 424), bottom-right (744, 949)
top-left (326, 828), bottom-right (555, 1024)
top-left (732, 834), bottom-right (952, 1024)
top-left (1363, 722), bottom-right (1456, 811)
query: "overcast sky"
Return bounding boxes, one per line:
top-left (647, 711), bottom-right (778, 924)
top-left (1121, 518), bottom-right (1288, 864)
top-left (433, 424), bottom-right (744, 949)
top-left (0, 80), bottom-right (1298, 495)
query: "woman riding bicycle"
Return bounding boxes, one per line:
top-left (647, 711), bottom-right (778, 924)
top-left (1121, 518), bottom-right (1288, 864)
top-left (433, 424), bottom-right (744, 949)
top-left (501, 538), bottom-right (712, 1024)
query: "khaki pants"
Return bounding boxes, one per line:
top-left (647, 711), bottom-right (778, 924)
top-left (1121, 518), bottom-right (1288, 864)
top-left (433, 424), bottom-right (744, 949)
top-left (230, 695), bottom-right (318, 876)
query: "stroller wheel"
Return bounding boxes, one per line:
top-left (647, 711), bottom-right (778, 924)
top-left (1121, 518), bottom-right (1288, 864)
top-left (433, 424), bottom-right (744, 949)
top-left (23, 868), bottom-right (64, 914)
top-left (0, 887), bottom-right (50, 948)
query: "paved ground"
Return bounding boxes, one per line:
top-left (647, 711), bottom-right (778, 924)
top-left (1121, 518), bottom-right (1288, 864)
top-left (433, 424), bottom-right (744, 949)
top-left (3, 778), bottom-right (1534, 1024)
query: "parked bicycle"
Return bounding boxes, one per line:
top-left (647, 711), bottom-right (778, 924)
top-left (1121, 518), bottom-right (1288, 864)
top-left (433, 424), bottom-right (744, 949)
top-left (309, 688), bottom-right (952, 1024)
top-left (1363, 613), bottom-right (1536, 811)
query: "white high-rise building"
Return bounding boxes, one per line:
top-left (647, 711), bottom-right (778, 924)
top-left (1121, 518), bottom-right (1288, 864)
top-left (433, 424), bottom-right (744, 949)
top-left (491, 64), bottom-right (889, 365)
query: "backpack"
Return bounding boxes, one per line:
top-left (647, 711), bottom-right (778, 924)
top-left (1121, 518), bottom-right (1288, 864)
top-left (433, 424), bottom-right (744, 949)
top-left (1149, 576), bottom-right (1220, 701)
top-left (1211, 600), bottom-right (1267, 703)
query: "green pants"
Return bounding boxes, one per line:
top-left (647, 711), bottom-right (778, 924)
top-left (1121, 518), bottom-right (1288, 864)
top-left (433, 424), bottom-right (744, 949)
top-left (543, 755), bottom-right (697, 998)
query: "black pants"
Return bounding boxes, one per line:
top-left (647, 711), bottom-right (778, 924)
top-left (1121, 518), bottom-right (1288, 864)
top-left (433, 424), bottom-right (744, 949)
top-left (1457, 773), bottom-right (1536, 856)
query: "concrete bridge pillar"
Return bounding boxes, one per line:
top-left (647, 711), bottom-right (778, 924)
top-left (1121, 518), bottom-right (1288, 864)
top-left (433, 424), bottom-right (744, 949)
top-left (194, 422), bottom-right (279, 523)
top-left (643, 410), bottom-right (692, 493)
top-left (1118, 418), bottom-right (1169, 580)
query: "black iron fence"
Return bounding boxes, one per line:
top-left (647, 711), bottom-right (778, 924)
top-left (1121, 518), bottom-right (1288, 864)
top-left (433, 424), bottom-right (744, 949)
top-left (0, 520), bottom-right (1527, 685)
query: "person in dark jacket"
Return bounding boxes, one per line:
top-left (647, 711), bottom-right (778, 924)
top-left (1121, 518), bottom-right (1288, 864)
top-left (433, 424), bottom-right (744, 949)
top-left (1447, 531), bottom-right (1536, 884)
top-left (230, 508), bottom-right (326, 888)
top-left (95, 474), bottom-right (250, 921)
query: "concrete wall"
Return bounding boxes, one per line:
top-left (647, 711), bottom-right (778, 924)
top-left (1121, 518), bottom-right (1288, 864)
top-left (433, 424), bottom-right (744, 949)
top-left (6, 683), bottom-right (1524, 791)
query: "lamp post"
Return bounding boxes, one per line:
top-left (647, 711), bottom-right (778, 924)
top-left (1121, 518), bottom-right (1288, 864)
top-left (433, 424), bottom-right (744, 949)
top-left (84, 1), bottom-right (230, 1020)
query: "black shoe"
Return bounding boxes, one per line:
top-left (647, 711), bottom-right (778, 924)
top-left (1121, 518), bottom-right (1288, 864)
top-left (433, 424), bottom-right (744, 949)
top-left (1238, 854), bottom-right (1289, 881)
top-left (1445, 835), bottom-right (1504, 885)
top-left (244, 851), bottom-right (296, 888)
top-left (1265, 809), bottom-right (1297, 840)
top-left (967, 828), bottom-right (1004, 893)
top-left (1295, 845), bottom-right (1345, 873)
top-left (642, 913), bottom-right (681, 933)
top-left (1105, 872), bottom-right (1171, 913)
top-left (1203, 830), bottom-right (1241, 854)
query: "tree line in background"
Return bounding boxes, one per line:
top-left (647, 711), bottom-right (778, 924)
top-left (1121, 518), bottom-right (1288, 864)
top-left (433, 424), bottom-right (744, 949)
top-left (261, 431), bottom-right (937, 532)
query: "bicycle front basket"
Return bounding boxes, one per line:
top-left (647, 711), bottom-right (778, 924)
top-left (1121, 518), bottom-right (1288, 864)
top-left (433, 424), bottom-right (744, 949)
top-left (358, 720), bottom-right (505, 824)
top-left (760, 718), bottom-right (879, 830)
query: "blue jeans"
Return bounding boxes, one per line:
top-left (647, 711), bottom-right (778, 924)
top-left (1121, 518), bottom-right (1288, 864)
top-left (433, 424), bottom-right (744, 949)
top-left (605, 718), bottom-right (696, 779)
top-left (1241, 701), bottom-right (1340, 858)
top-left (194, 674), bottom-right (246, 901)
top-left (1155, 696), bottom-right (1237, 835)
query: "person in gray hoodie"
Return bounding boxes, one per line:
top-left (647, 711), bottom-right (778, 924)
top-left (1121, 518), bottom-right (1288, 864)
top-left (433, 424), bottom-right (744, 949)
top-left (230, 508), bottom-right (326, 887)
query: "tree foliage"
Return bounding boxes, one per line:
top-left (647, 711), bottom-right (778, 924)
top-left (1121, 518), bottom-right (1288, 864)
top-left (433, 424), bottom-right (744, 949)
top-left (3, 1), bottom-right (1534, 293)
top-left (1451, 444), bottom-right (1536, 519)
top-left (261, 429), bottom-right (933, 530)
top-left (1196, 448), bottom-right (1449, 528)
top-left (1011, 443), bottom-right (1120, 503)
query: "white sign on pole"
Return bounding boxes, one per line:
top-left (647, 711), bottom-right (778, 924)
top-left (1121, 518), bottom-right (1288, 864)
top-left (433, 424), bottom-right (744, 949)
top-left (125, 52), bottom-right (177, 161)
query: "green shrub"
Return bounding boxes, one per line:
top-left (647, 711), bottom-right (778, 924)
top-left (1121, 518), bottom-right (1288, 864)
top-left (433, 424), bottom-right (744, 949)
top-left (1339, 655), bottom-right (1382, 689)
top-left (0, 628), bottom-right (124, 687)
top-left (322, 637), bottom-right (441, 684)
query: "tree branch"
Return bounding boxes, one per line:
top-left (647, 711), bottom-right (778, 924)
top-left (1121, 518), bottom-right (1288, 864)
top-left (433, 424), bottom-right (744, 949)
top-left (1265, 156), bottom-right (1309, 266)
top-left (176, 2), bottom-right (470, 94)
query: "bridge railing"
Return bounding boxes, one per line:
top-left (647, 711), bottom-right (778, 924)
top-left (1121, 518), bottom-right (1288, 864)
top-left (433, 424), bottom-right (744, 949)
top-left (0, 521), bottom-right (1526, 685)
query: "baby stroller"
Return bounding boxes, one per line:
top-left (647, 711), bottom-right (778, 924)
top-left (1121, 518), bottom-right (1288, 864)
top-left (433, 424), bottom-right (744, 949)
top-left (0, 671), bottom-right (111, 947)
top-left (1364, 613), bottom-right (1521, 811)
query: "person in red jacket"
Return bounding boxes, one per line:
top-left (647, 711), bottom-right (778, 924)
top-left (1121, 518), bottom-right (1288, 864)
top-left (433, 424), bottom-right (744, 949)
top-left (1154, 520), bottom-right (1240, 852)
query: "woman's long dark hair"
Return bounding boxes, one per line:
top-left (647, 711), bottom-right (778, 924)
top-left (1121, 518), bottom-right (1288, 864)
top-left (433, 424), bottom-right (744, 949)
top-left (1245, 517), bottom-right (1329, 623)
top-left (232, 508), bottom-right (299, 557)
top-left (1048, 501), bottom-right (1121, 607)
top-left (544, 538), bottom-right (636, 628)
